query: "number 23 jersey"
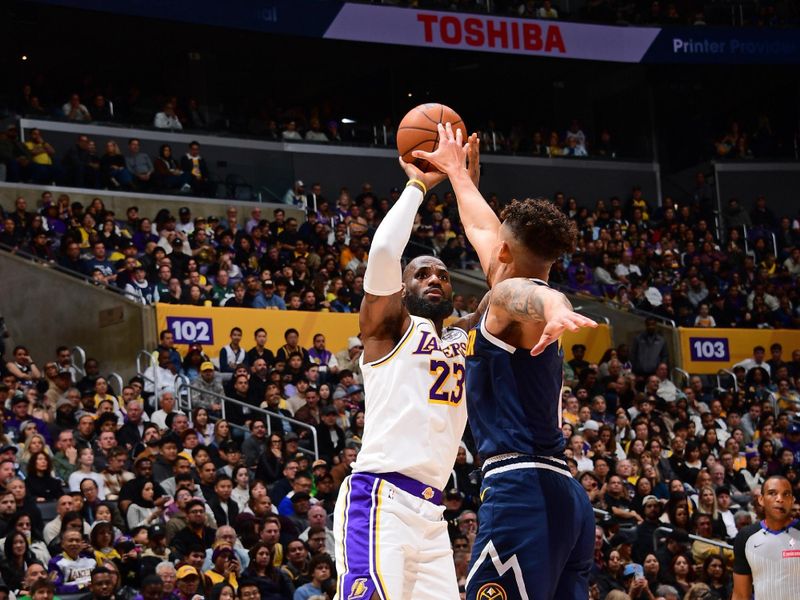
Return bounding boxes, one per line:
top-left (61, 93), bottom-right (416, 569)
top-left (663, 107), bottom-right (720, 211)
top-left (353, 315), bottom-right (468, 491)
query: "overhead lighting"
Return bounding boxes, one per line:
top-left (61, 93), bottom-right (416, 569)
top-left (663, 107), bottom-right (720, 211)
top-left (407, 92), bottom-right (413, 97)
top-left (341, 118), bottom-right (356, 124)
top-left (21, 55), bottom-right (28, 61)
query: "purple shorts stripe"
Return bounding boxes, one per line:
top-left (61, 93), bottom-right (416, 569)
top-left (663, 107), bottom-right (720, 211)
top-left (339, 474), bottom-right (383, 600)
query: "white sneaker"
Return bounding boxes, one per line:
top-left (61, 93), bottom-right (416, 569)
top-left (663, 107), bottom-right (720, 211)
top-left (181, 183), bottom-right (192, 192)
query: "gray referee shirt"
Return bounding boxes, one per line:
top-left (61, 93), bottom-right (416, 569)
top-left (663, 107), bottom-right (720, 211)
top-left (733, 519), bottom-right (800, 599)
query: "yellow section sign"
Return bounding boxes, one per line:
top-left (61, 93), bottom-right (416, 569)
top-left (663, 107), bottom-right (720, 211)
top-left (155, 303), bottom-right (612, 362)
top-left (678, 327), bottom-right (800, 375)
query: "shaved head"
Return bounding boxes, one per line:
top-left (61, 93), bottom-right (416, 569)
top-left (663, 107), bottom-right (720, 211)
top-left (402, 255), bottom-right (447, 283)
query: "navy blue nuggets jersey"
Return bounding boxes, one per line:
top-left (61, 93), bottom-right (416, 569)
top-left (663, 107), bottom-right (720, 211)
top-left (465, 289), bottom-right (565, 459)
top-left (464, 280), bottom-right (595, 600)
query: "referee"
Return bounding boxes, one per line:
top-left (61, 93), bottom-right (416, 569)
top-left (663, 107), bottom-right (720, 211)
top-left (733, 475), bottom-right (800, 599)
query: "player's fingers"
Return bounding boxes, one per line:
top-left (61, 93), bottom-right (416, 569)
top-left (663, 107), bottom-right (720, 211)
top-left (455, 127), bottom-right (463, 147)
top-left (444, 121), bottom-right (454, 143)
top-left (531, 332), bottom-right (556, 356)
top-left (437, 122), bottom-right (446, 140)
top-left (411, 150), bottom-right (434, 160)
top-left (573, 314), bottom-right (598, 328)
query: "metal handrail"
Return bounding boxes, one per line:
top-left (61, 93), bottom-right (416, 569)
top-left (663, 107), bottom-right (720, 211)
top-left (672, 367), bottom-right (690, 387)
top-left (175, 374), bottom-right (192, 413)
top-left (716, 368), bottom-right (738, 393)
top-left (653, 526), bottom-right (733, 554)
top-left (71, 345), bottom-right (87, 379)
top-left (136, 350), bottom-right (157, 382)
top-left (106, 372), bottom-right (124, 397)
top-left (175, 380), bottom-right (320, 460)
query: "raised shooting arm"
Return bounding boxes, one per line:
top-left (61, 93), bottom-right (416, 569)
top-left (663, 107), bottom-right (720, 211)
top-left (359, 158), bottom-right (444, 361)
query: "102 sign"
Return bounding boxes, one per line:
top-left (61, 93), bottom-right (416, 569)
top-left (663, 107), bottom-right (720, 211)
top-left (166, 317), bottom-right (214, 345)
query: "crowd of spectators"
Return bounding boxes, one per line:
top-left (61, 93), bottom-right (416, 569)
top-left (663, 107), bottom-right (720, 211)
top-left (557, 335), bottom-right (800, 599)
top-left (0, 329), bottom-right (365, 600)
top-left (0, 312), bottom-right (798, 600)
top-left (547, 175), bottom-right (800, 330)
top-left (372, 0), bottom-right (800, 27)
top-left (1, 162), bottom-right (799, 331)
top-left (0, 174), bottom-right (798, 600)
top-left (0, 125), bottom-right (213, 197)
top-left (712, 117), bottom-right (784, 160)
top-left (0, 183), bottom-right (483, 311)
top-left (3, 78), bottom-right (623, 173)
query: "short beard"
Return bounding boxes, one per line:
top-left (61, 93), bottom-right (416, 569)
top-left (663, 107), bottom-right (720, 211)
top-left (404, 293), bottom-right (454, 321)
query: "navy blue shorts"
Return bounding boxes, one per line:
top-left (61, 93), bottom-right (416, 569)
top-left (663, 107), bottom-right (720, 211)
top-left (466, 455), bottom-right (595, 600)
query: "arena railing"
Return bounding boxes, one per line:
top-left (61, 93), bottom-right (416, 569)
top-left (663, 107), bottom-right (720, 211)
top-left (174, 379), bottom-right (320, 461)
top-left (17, 117), bottom-right (660, 215)
top-left (671, 367), bottom-right (690, 388)
top-left (133, 350), bottom-right (320, 459)
top-left (716, 368), bottom-right (738, 393)
top-left (71, 345), bottom-right (86, 378)
top-left (652, 526), bottom-right (733, 555)
top-left (106, 371), bottom-right (124, 397)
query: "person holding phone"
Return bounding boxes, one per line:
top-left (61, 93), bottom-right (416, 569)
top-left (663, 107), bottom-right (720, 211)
top-left (622, 563), bottom-right (655, 600)
top-left (204, 545), bottom-right (239, 591)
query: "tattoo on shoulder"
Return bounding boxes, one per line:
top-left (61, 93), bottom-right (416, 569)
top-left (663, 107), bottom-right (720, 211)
top-left (492, 279), bottom-right (568, 322)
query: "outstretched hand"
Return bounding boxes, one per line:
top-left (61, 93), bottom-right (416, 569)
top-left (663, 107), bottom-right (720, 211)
top-left (412, 122), bottom-right (471, 177)
top-left (398, 156), bottom-right (446, 192)
top-left (530, 306), bottom-right (598, 356)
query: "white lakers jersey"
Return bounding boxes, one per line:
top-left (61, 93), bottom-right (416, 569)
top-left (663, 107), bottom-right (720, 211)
top-left (352, 315), bottom-right (469, 490)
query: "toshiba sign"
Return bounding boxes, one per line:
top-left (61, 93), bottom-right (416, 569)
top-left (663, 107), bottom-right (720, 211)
top-left (416, 13), bottom-right (566, 54)
top-left (325, 4), bottom-right (660, 62)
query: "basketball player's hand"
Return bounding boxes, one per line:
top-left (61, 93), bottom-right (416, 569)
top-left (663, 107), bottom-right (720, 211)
top-left (411, 122), bottom-right (469, 176)
top-left (398, 157), bottom-right (446, 191)
top-left (530, 303), bottom-right (598, 357)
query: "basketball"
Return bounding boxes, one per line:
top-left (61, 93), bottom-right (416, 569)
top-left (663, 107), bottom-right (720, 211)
top-left (397, 103), bottom-right (467, 172)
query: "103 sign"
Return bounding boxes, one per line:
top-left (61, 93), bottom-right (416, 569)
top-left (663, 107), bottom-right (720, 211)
top-left (167, 317), bottom-right (214, 345)
top-left (689, 337), bottom-right (729, 362)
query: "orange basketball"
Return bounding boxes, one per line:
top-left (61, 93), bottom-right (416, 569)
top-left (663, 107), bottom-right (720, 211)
top-left (397, 103), bottom-right (467, 172)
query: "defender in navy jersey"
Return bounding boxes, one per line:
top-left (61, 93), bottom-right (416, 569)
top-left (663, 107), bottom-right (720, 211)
top-left (416, 125), bottom-right (599, 600)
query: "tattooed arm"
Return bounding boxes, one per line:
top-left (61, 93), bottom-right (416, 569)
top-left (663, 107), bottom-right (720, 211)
top-left (487, 278), bottom-right (598, 355)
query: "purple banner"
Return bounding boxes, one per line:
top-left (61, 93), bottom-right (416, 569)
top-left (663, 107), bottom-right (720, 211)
top-left (166, 316), bottom-right (214, 345)
top-left (688, 337), bottom-right (730, 362)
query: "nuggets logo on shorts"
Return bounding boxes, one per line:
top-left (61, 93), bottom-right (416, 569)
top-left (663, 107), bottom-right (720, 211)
top-left (477, 583), bottom-right (507, 600)
top-left (347, 578), bottom-right (369, 599)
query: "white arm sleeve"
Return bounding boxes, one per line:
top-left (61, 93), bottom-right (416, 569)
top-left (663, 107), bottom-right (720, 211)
top-left (363, 185), bottom-right (424, 296)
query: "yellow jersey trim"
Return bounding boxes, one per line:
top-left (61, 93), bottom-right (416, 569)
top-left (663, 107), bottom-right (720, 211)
top-left (363, 321), bottom-right (416, 368)
top-left (375, 480), bottom-right (390, 598)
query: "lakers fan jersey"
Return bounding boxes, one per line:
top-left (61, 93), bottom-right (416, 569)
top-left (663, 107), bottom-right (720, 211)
top-left (353, 315), bottom-right (469, 490)
top-left (466, 280), bottom-right (566, 459)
